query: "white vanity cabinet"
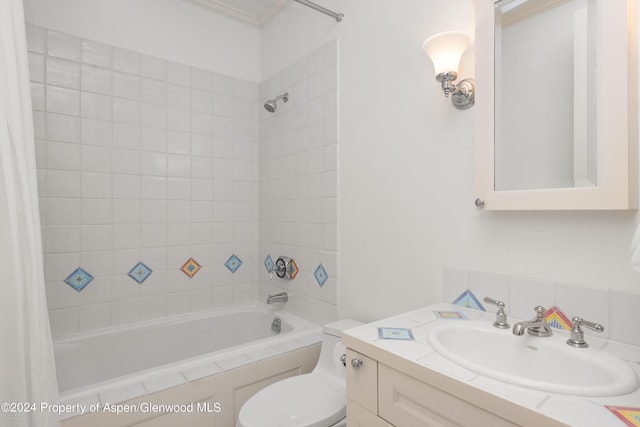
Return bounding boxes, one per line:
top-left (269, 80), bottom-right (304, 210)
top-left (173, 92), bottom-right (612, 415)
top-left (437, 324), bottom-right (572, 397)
top-left (343, 336), bottom-right (569, 427)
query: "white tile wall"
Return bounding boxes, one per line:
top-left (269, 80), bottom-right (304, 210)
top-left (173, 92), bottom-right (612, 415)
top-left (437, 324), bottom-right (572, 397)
top-left (259, 40), bottom-right (339, 326)
top-left (29, 25), bottom-right (260, 338)
top-left (444, 268), bottom-right (640, 345)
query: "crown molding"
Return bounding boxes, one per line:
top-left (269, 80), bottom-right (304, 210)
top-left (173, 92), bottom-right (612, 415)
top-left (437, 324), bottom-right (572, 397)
top-left (181, 0), bottom-right (289, 27)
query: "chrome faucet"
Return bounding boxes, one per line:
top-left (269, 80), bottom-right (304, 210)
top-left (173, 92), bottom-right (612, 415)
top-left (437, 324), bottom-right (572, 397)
top-left (512, 306), bottom-right (553, 337)
top-left (267, 292), bottom-right (288, 304)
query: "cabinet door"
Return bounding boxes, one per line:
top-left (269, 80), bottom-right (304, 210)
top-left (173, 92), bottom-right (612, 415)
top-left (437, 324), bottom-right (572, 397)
top-left (347, 400), bottom-right (393, 427)
top-left (345, 349), bottom-right (378, 414)
top-left (378, 364), bottom-right (519, 427)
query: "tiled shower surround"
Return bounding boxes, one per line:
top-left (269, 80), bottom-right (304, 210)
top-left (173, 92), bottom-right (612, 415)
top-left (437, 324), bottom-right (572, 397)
top-left (258, 41), bottom-right (339, 325)
top-left (28, 25), bottom-right (263, 337)
top-left (28, 25), bottom-right (339, 338)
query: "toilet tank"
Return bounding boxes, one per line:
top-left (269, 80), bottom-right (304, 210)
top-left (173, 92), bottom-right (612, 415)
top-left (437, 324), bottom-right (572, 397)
top-left (313, 319), bottom-right (363, 378)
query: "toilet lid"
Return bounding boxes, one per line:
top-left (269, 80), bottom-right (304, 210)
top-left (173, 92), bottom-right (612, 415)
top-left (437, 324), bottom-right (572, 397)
top-left (237, 373), bottom-right (346, 427)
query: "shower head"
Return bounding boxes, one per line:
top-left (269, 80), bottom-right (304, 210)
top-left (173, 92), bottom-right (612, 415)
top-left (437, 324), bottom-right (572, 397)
top-left (264, 93), bottom-right (289, 113)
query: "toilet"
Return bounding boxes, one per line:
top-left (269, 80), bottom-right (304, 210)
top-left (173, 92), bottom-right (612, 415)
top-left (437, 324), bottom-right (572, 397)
top-left (237, 319), bottom-right (362, 427)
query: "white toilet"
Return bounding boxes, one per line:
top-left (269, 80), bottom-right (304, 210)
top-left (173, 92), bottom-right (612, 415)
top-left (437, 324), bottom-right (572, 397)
top-left (237, 319), bottom-right (362, 427)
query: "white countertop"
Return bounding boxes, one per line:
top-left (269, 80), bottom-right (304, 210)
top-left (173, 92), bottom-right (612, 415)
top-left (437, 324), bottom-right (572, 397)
top-left (342, 303), bottom-right (640, 427)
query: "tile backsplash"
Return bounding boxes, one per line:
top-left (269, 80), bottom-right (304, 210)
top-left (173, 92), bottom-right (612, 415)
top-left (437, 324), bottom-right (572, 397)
top-left (29, 25), bottom-right (260, 338)
top-left (444, 268), bottom-right (640, 346)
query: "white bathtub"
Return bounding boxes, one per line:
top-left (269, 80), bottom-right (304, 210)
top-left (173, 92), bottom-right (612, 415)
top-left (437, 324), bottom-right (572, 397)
top-left (55, 303), bottom-right (322, 426)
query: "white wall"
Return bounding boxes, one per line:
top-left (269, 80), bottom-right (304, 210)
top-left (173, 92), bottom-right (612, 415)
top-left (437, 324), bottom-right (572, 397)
top-left (262, 0), bottom-right (640, 323)
top-left (23, 0), bottom-right (261, 82)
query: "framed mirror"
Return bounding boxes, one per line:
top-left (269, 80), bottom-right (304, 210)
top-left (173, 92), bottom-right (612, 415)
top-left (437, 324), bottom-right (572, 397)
top-left (475, 0), bottom-right (637, 210)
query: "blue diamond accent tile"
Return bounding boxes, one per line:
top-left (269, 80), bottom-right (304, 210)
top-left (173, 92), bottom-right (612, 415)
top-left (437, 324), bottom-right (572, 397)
top-left (452, 289), bottom-right (486, 311)
top-left (264, 255), bottom-right (274, 273)
top-left (225, 254), bottom-right (242, 273)
top-left (314, 264), bottom-right (328, 287)
top-left (64, 267), bottom-right (94, 292)
top-left (128, 261), bottom-right (153, 284)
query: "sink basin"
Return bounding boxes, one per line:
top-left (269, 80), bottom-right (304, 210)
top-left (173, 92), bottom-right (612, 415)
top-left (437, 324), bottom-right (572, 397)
top-left (426, 320), bottom-right (639, 396)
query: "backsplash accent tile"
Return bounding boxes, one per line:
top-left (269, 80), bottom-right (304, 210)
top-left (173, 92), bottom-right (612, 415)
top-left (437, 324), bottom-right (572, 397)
top-left (64, 267), bottom-right (94, 292)
top-left (452, 289), bottom-right (486, 311)
top-left (314, 264), bottom-right (328, 287)
top-left (605, 406), bottom-right (640, 427)
top-left (180, 257), bottom-right (201, 279)
top-left (128, 261), bottom-right (152, 284)
top-left (543, 306), bottom-right (573, 331)
top-left (224, 254), bottom-right (242, 273)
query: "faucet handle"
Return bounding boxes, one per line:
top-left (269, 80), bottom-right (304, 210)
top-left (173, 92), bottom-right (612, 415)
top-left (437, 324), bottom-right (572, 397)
top-left (567, 316), bottom-right (604, 348)
top-left (483, 296), bottom-right (505, 308)
top-left (483, 297), bottom-right (510, 329)
top-left (534, 305), bottom-right (547, 319)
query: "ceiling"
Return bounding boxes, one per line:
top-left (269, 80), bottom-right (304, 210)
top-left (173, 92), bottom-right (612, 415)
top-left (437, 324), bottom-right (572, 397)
top-left (181, 0), bottom-right (291, 27)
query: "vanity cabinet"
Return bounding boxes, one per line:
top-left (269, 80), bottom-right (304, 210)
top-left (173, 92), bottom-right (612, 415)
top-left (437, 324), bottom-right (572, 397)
top-left (344, 346), bottom-right (568, 427)
top-left (346, 348), bottom-right (517, 427)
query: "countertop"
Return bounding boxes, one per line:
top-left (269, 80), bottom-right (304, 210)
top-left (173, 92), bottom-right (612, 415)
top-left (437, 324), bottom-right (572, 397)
top-left (342, 303), bottom-right (640, 427)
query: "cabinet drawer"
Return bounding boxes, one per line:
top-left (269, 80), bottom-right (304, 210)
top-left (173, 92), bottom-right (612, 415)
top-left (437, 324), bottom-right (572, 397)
top-left (346, 349), bottom-right (378, 414)
top-left (378, 364), bottom-right (519, 427)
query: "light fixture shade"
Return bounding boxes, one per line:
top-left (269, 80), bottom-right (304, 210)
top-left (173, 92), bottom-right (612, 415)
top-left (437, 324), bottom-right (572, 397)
top-left (422, 31), bottom-right (471, 76)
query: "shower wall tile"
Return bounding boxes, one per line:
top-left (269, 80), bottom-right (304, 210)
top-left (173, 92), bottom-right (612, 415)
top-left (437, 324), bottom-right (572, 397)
top-left (82, 40), bottom-right (113, 68)
top-left (167, 62), bottom-right (191, 87)
top-left (47, 57), bottom-right (80, 89)
top-left (141, 79), bottom-right (167, 105)
top-left (141, 55), bottom-right (167, 81)
top-left (32, 26), bottom-right (260, 339)
top-left (47, 113), bottom-right (80, 143)
top-left (113, 48), bottom-right (140, 75)
top-left (47, 86), bottom-right (80, 115)
top-left (26, 24), bottom-right (45, 53)
top-left (82, 65), bottom-right (112, 95)
top-left (29, 53), bottom-right (45, 82)
top-left (47, 31), bottom-right (81, 61)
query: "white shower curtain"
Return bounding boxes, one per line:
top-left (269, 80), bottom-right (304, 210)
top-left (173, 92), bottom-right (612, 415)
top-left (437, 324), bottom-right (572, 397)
top-left (0, 0), bottom-right (60, 426)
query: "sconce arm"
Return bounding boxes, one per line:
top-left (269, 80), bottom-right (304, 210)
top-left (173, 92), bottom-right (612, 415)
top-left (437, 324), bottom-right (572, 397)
top-left (435, 71), bottom-right (475, 110)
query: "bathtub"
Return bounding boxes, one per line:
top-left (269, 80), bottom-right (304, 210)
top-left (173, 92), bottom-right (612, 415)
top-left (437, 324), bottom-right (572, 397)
top-left (55, 303), bottom-right (322, 427)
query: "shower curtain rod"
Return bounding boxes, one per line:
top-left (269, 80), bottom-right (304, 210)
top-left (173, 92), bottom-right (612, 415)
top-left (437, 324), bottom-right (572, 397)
top-left (293, 0), bottom-right (343, 22)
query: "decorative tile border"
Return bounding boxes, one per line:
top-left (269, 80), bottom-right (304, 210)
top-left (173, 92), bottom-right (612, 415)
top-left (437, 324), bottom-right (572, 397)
top-left (64, 267), bottom-right (94, 292)
top-left (314, 264), bottom-right (328, 287)
top-left (606, 406), bottom-right (640, 427)
top-left (225, 254), bottom-right (242, 273)
top-left (128, 261), bottom-right (152, 284)
top-left (543, 306), bottom-right (573, 331)
top-left (452, 289), bottom-right (486, 311)
top-left (180, 257), bottom-right (201, 279)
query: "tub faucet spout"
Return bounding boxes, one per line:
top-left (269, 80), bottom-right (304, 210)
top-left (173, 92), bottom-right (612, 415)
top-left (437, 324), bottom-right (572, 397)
top-left (267, 292), bottom-right (288, 304)
top-left (512, 306), bottom-right (553, 337)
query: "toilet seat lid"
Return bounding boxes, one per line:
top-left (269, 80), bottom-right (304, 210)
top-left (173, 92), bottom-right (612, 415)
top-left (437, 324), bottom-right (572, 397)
top-left (237, 373), bottom-right (346, 427)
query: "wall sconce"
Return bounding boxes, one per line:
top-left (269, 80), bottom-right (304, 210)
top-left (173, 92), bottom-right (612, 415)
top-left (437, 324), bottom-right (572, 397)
top-left (422, 31), bottom-right (475, 110)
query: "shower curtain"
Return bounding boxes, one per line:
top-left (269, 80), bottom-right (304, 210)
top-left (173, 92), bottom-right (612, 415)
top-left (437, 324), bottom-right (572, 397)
top-left (0, 0), bottom-right (60, 426)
